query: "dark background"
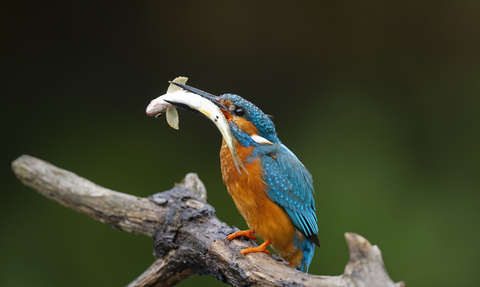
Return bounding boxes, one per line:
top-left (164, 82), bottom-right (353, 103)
top-left (2, 1), bottom-right (479, 286)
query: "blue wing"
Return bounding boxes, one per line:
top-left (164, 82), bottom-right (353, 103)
top-left (259, 144), bottom-right (318, 241)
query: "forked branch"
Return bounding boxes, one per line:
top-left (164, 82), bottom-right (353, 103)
top-left (12, 155), bottom-right (404, 287)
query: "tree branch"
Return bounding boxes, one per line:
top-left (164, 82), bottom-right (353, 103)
top-left (12, 155), bottom-right (405, 287)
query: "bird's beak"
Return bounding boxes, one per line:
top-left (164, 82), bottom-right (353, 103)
top-left (169, 81), bottom-right (233, 121)
top-left (169, 81), bottom-right (227, 110)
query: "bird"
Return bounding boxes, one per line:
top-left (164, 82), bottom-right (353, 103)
top-left (168, 81), bottom-right (320, 272)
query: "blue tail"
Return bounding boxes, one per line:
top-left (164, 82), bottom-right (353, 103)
top-left (299, 239), bottom-right (316, 272)
top-left (293, 233), bottom-right (316, 272)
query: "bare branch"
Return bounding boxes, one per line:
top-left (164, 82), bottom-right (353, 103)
top-left (12, 155), bottom-right (405, 287)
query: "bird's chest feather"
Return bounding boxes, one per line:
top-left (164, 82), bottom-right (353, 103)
top-left (220, 139), bottom-right (264, 223)
top-left (219, 140), bottom-right (296, 253)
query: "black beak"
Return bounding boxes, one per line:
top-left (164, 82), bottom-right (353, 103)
top-left (169, 81), bottom-right (227, 110)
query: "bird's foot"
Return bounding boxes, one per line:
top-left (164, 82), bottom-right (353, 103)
top-left (225, 229), bottom-right (257, 242)
top-left (240, 240), bottom-right (271, 256)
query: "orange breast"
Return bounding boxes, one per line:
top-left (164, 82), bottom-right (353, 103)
top-left (220, 139), bottom-right (302, 262)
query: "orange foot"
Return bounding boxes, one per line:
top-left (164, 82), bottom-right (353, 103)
top-left (226, 229), bottom-right (257, 241)
top-left (240, 240), bottom-right (271, 256)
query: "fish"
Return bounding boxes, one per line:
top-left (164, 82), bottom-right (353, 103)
top-left (146, 77), bottom-right (246, 175)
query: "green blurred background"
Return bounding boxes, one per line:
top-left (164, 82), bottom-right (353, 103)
top-left (2, 1), bottom-right (479, 286)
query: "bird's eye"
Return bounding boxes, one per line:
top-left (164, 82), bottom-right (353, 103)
top-left (235, 108), bottom-right (245, 117)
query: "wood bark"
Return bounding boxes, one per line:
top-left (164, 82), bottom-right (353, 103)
top-left (12, 155), bottom-right (405, 287)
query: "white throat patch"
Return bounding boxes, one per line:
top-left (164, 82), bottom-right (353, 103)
top-left (251, 134), bottom-right (274, 145)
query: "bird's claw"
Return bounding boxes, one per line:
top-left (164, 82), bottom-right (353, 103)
top-left (225, 230), bottom-right (257, 242)
top-left (240, 247), bottom-right (270, 257)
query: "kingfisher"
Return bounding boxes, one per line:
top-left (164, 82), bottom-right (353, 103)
top-left (151, 80), bottom-right (320, 272)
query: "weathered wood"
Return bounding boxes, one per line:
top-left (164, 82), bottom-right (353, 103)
top-left (12, 155), bottom-right (405, 287)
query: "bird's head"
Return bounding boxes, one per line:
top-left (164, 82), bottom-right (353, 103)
top-left (216, 94), bottom-right (280, 147)
top-left (170, 82), bottom-right (281, 147)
